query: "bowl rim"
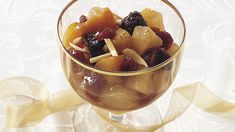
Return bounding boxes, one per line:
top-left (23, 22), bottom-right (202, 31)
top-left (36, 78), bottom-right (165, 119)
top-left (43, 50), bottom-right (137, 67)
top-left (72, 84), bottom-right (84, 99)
top-left (57, 0), bottom-right (186, 76)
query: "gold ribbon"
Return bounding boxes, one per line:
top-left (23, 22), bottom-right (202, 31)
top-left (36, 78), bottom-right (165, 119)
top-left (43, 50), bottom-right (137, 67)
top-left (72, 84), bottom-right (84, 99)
top-left (0, 77), bottom-right (234, 131)
top-left (0, 77), bottom-right (85, 128)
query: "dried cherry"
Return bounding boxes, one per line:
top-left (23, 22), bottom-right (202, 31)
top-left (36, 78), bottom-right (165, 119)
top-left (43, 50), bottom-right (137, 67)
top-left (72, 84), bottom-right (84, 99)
top-left (84, 33), bottom-right (105, 57)
top-left (121, 11), bottom-right (147, 34)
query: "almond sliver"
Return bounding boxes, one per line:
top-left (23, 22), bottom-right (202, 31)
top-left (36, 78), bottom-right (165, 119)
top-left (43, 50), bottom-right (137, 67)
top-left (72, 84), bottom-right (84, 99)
top-left (69, 43), bottom-right (89, 53)
top-left (72, 37), bottom-right (82, 44)
top-left (123, 48), bottom-right (148, 67)
top-left (89, 53), bottom-right (112, 63)
top-left (104, 39), bottom-right (118, 57)
top-left (117, 19), bottom-right (122, 25)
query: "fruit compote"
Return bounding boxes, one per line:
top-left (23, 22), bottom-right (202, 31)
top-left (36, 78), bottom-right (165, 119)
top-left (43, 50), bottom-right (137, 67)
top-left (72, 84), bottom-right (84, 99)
top-left (62, 7), bottom-right (180, 111)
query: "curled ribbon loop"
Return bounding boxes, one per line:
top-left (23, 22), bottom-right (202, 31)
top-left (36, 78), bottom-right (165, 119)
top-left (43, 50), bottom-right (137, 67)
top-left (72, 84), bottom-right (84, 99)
top-left (0, 77), bottom-right (85, 128)
top-left (0, 77), bottom-right (234, 131)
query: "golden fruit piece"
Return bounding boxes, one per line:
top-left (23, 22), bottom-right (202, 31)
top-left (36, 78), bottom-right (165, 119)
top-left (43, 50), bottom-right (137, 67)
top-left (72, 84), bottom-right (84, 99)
top-left (100, 85), bottom-right (139, 110)
top-left (141, 8), bottom-right (165, 31)
top-left (112, 28), bottom-right (132, 54)
top-left (104, 76), bottom-right (123, 86)
top-left (152, 70), bottom-right (171, 94)
top-left (63, 22), bottom-right (83, 48)
top-left (85, 7), bottom-right (117, 33)
top-left (124, 73), bottom-right (155, 96)
top-left (63, 7), bottom-right (117, 48)
top-left (95, 55), bottom-right (125, 71)
top-left (132, 26), bottom-right (163, 55)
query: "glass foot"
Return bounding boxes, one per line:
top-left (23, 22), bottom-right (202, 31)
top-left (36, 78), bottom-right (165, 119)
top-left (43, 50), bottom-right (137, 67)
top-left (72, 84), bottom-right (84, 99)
top-left (73, 104), bottom-right (164, 132)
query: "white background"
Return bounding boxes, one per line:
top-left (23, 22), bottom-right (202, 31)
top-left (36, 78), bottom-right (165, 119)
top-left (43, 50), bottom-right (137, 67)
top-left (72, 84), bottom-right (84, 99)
top-left (0, 0), bottom-right (235, 131)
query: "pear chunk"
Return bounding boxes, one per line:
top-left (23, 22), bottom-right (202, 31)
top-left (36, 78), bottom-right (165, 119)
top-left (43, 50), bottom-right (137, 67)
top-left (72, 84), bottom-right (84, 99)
top-left (112, 28), bottom-right (132, 54)
top-left (63, 7), bottom-right (117, 48)
top-left (124, 73), bottom-right (155, 95)
top-left (95, 55), bottom-right (125, 71)
top-left (100, 85), bottom-right (139, 109)
top-left (141, 8), bottom-right (165, 31)
top-left (132, 26), bottom-right (163, 55)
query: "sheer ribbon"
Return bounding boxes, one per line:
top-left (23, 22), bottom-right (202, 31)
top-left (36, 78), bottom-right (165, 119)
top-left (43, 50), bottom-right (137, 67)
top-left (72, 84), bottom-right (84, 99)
top-left (0, 77), bottom-right (234, 131)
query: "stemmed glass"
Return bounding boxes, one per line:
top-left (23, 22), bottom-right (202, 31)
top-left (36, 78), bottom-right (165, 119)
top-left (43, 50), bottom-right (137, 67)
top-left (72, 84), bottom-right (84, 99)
top-left (57, 0), bottom-right (185, 131)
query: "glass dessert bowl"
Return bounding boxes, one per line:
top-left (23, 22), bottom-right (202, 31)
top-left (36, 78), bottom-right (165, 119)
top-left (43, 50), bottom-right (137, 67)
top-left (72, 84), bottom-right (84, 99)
top-left (57, 0), bottom-right (185, 130)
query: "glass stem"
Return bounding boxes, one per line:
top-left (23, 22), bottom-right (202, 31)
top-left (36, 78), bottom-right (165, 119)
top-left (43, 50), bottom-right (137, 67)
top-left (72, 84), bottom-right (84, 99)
top-left (109, 112), bottom-right (126, 122)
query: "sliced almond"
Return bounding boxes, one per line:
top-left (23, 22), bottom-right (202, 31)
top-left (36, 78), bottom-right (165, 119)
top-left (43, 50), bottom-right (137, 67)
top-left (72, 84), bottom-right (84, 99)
top-left (104, 39), bottom-right (118, 57)
top-left (123, 48), bottom-right (148, 67)
top-left (89, 53), bottom-right (112, 63)
top-left (72, 37), bottom-right (82, 44)
top-left (116, 19), bottom-right (122, 25)
top-left (69, 43), bottom-right (89, 53)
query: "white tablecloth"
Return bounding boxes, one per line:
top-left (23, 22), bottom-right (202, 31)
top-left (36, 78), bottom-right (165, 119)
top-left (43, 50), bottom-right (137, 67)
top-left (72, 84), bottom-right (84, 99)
top-left (0, 0), bottom-right (235, 131)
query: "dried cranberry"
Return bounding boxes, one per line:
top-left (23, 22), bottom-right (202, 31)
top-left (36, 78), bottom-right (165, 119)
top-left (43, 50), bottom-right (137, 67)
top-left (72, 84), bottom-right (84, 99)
top-left (121, 11), bottom-right (147, 34)
top-left (155, 31), bottom-right (173, 50)
top-left (122, 56), bottom-right (139, 71)
top-left (95, 27), bottom-right (116, 41)
top-left (79, 15), bottom-right (87, 23)
top-left (77, 42), bottom-right (86, 48)
top-left (84, 33), bottom-right (105, 57)
top-left (67, 48), bottom-right (86, 62)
